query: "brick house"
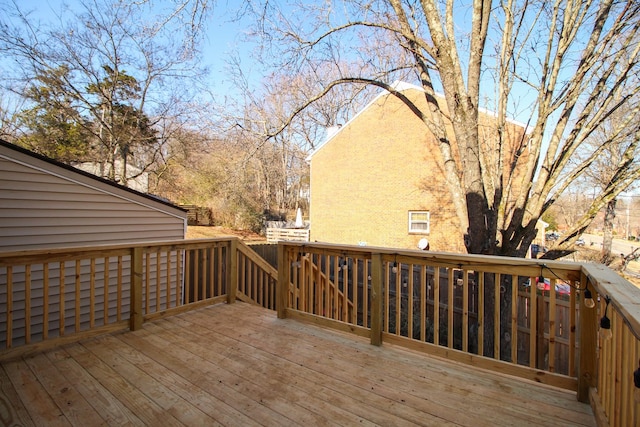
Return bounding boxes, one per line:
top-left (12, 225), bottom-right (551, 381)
top-left (307, 81), bottom-right (528, 252)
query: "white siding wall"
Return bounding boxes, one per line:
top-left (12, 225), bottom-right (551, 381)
top-left (0, 142), bottom-right (187, 348)
top-left (0, 148), bottom-right (186, 251)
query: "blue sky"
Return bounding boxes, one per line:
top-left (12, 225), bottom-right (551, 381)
top-left (3, 0), bottom-right (258, 100)
top-left (197, 4), bottom-right (260, 96)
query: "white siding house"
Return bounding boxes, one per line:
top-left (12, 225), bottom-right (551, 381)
top-left (0, 139), bottom-right (186, 251)
top-left (0, 139), bottom-right (187, 347)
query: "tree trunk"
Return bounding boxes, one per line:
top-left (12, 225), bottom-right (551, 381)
top-left (466, 193), bottom-right (493, 254)
top-left (601, 198), bottom-right (616, 265)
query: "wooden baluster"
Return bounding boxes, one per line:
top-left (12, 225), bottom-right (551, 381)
top-left (59, 262), bottom-right (65, 337)
top-left (363, 260), bottom-right (369, 328)
top-left (227, 240), bottom-right (238, 305)
top-left (324, 255), bottom-right (330, 318)
top-left (548, 279), bottom-right (557, 372)
top-left (176, 250), bottom-right (183, 307)
top-left (276, 243), bottom-right (289, 319)
top-left (104, 257), bottom-right (110, 326)
top-left (395, 262), bottom-right (401, 335)
top-left (462, 269), bottom-right (468, 352)
top-left (511, 274), bottom-right (518, 364)
top-left (75, 260), bottom-right (81, 332)
top-left (117, 256), bottom-right (123, 320)
top-left (434, 267), bottom-right (440, 346)
top-left (6, 266), bottom-right (12, 348)
top-left (208, 247), bottom-right (214, 298)
top-left (217, 246), bottom-right (223, 297)
top-left (90, 258), bottom-right (96, 328)
top-left (25, 265), bottom-right (31, 344)
top-left (384, 260), bottom-right (390, 333)
top-left (420, 265), bottom-right (426, 342)
top-left (529, 276), bottom-right (537, 368)
top-left (493, 273), bottom-right (500, 358)
top-left (333, 256), bottom-right (339, 320)
top-left (352, 258), bottom-right (358, 325)
top-left (448, 268), bottom-right (454, 349)
top-left (478, 272), bottom-right (484, 356)
top-left (165, 251), bottom-right (171, 310)
top-left (569, 282), bottom-right (576, 376)
top-left (342, 257), bottom-right (348, 322)
top-left (145, 252), bottom-right (151, 312)
top-left (43, 263), bottom-right (49, 340)
top-left (156, 250), bottom-right (162, 310)
top-left (199, 248), bottom-right (206, 302)
top-left (408, 264), bottom-right (414, 339)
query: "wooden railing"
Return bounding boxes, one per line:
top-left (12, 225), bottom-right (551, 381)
top-left (276, 242), bottom-right (640, 426)
top-left (2, 238), bottom-right (639, 425)
top-left (0, 238), bottom-right (275, 361)
top-left (581, 263), bottom-right (640, 426)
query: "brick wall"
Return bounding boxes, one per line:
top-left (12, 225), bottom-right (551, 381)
top-left (309, 86), bottom-right (526, 253)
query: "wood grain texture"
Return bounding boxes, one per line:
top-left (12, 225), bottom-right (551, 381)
top-left (1, 302), bottom-right (595, 426)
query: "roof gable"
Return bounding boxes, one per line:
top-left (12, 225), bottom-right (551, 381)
top-left (0, 139), bottom-right (185, 216)
top-left (307, 81), bottom-right (529, 161)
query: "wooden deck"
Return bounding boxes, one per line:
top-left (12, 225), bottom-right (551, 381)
top-left (0, 302), bottom-right (595, 426)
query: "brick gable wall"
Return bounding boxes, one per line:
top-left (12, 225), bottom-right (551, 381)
top-left (310, 86), bottom-right (528, 252)
top-left (310, 89), bottom-right (467, 252)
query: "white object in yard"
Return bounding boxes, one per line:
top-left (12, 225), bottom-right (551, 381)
top-left (295, 208), bottom-right (304, 228)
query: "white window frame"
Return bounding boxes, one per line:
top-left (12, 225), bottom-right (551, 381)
top-left (408, 211), bottom-right (430, 234)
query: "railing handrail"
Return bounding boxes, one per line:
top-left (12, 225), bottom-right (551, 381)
top-left (0, 237), bottom-right (237, 265)
top-left (237, 241), bottom-right (278, 281)
top-left (582, 262), bottom-right (640, 339)
top-left (277, 241), bottom-right (585, 280)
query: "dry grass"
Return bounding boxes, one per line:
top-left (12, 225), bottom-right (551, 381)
top-left (186, 226), bottom-right (266, 242)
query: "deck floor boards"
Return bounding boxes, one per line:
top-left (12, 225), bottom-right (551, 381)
top-left (1, 302), bottom-right (595, 426)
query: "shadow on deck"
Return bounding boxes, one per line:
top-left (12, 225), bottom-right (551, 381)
top-left (1, 302), bottom-right (594, 426)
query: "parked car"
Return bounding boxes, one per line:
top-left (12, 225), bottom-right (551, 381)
top-left (523, 277), bottom-right (571, 295)
top-left (546, 231), bottom-right (560, 241)
top-left (575, 237), bottom-right (585, 246)
top-left (530, 244), bottom-right (547, 257)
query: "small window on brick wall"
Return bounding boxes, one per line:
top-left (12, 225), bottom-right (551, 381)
top-left (408, 211), bottom-right (430, 234)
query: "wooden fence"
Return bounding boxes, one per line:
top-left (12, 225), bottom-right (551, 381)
top-left (247, 242), bottom-right (278, 269)
top-left (266, 228), bottom-right (310, 243)
top-left (2, 239), bottom-right (640, 425)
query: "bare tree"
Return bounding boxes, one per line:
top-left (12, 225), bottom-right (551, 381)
top-left (244, 0), bottom-right (640, 258)
top-left (0, 0), bottom-right (211, 186)
top-left (217, 57), bottom-right (377, 220)
top-left (575, 99), bottom-right (640, 264)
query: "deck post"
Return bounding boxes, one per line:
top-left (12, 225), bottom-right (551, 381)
top-left (536, 292), bottom-right (546, 369)
top-left (577, 272), bottom-right (597, 403)
top-left (276, 242), bottom-right (289, 319)
top-left (130, 246), bottom-right (143, 331)
top-left (226, 239), bottom-right (238, 304)
top-left (370, 252), bottom-right (384, 346)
